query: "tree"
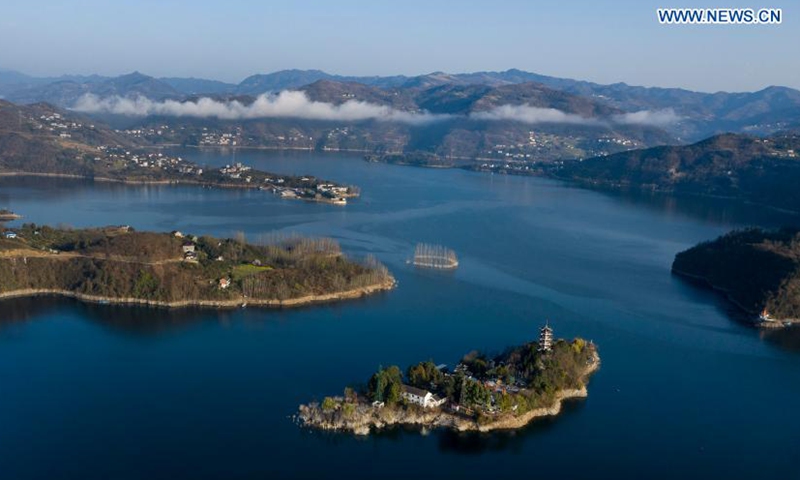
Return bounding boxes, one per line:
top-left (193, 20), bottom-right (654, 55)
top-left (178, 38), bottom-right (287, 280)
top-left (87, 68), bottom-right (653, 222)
top-left (406, 360), bottom-right (442, 388)
top-left (344, 387), bottom-right (357, 403)
top-left (321, 397), bottom-right (337, 412)
top-left (367, 365), bottom-right (403, 404)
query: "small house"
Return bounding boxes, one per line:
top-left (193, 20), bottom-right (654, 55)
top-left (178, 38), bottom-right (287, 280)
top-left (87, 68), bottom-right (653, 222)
top-left (401, 385), bottom-right (446, 408)
top-left (3, 231), bottom-right (17, 239)
top-left (182, 242), bottom-right (196, 254)
top-left (219, 277), bottom-right (231, 289)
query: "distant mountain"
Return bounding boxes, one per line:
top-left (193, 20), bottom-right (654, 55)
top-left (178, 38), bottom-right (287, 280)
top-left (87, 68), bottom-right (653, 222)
top-left (2, 67), bottom-right (799, 142)
top-left (160, 77), bottom-right (237, 95)
top-left (0, 69), bottom-right (37, 87)
top-left (2, 72), bottom-right (180, 106)
top-left (297, 79), bottom-right (622, 117)
top-left (236, 69), bottom-right (409, 94)
top-left (298, 80), bottom-right (417, 110)
top-left (115, 78), bottom-right (673, 163)
top-left (554, 132), bottom-right (800, 212)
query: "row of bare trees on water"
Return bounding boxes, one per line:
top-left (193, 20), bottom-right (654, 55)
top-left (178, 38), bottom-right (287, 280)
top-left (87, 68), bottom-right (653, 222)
top-left (413, 243), bottom-right (458, 269)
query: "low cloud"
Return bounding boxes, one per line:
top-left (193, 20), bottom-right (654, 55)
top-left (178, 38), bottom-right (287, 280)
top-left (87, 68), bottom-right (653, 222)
top-left (610, 109), bottom-right (680, 127)
top-left (470, 105), bottom-right (601, 125)
top-left (72, 91), bottom-right (446, 125)
top-left (73, 93), bottom-right (679, 128)
top-left (470, 104), bottom-right (680, 127)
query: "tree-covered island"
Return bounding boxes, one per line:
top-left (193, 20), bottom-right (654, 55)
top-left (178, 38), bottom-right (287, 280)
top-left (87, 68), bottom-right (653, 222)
top-left (0, 225), bottom-right (394, 308)
top-left (298, 325), bottom-right (600, 435)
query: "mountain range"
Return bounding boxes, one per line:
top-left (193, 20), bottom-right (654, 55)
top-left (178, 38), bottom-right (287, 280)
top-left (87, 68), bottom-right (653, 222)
top-left (2, 68), bottom-right (799, 142)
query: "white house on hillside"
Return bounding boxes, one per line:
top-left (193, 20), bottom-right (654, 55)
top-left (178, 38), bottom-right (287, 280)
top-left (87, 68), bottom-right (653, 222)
top-left (401, 384), bottom-right (446, 408)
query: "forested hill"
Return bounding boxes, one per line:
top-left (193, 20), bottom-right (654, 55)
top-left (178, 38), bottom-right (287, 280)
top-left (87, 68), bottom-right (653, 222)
top-left (553, 133), bottom-right (800, 212)
top-left (672, 228), bottom-right (800, 323)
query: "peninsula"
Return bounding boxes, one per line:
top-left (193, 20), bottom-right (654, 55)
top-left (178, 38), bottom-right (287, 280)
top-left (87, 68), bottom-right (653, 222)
top-left (552, 133), bottom-right (800, 213)
top-left (0, 224), bottom-right (394, 308)
top-left (299, 325), bottom-right (599, 435)
top-left (672, 227), bottom-right (800, 327)
top-left (0, 100), bottom-right (358, 204)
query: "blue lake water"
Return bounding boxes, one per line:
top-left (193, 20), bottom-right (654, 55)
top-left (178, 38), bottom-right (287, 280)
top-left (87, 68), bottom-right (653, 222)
top-left (1, 150), bottom-right (800, 479)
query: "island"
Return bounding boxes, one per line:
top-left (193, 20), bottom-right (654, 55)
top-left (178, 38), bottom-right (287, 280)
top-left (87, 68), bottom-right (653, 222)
top-left (0, 100), bottom-right (358, 204)
top-left (298, 324), bottom-right (599, 435)
top-left (0, 224), bottom-right (394, 308)
top-left (672, 227), bottom-right (800, 327)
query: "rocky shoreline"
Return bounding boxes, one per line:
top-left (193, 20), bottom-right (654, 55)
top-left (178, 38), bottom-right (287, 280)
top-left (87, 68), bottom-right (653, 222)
top-left (298, 355), bottom-right (599, 435)
top-left (0, 279), bottom-right (396, 310)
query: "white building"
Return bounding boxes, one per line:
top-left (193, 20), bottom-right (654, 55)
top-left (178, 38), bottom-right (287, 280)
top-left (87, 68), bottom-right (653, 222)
top-left (401, 385), bottom-right (446, 408)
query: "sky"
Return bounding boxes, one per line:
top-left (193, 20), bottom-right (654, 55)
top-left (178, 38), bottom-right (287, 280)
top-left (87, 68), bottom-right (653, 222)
top-left (0, 0), bottom-right (797, 92)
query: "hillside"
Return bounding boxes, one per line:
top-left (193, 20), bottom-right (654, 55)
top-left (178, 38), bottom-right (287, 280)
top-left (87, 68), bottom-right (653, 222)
top-left (554, 133), bottom-right (800, 212)
top-left (672, 228), bottom-right (800, 325)
top-left (0, 101), bottom-right (359, 203)
top-left (0, 99), bottom-right (137, 176)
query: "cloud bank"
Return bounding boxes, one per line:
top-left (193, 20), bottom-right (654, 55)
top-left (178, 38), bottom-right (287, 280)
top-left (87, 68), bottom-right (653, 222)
top-left (73, 92), bottom-right (679, 128)
top-left (470, 105), bottom-right (680, 127)
top-left (609, 109), bottom-right (680, 127)
top-left (470, 105), bottom-right (601, 125)
top-left (73, 91), bottom-right (446, 125)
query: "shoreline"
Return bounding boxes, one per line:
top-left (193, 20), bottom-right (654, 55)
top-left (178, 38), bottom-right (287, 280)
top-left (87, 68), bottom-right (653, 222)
top-left (0, 278), bottom-right (396, 311)
top-left (298, 355), bottom-right (599, 435)
top-left (671, 267), bottom-right (798, 328)
top-left (0, 171), bottom-right (357, 204)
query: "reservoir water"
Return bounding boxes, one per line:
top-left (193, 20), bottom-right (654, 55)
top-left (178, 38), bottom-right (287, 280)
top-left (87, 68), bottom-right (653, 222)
top-left (1, 150), bottom-right (799, 479)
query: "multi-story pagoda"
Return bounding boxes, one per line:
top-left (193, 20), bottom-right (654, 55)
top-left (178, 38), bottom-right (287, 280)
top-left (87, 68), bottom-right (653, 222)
top-left (538, 322), bottom-right (553, 352)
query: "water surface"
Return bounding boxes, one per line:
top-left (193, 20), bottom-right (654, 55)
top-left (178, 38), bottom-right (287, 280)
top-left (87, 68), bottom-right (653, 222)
top-left (1, 150), bottom-right (799, 479)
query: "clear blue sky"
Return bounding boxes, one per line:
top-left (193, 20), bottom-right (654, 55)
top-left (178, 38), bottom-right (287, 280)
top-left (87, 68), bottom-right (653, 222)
top-left (0, 0), bottom-right (796, 92)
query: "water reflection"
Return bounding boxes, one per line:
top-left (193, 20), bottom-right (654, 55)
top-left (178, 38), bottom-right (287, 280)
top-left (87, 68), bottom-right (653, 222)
top-left (571, 185), bottom-right (800, 229)
top-left (0, 296), bottom-right (210, 335)
top-left (761, 326), bottom-right (800, 353)
top-left (436, 400), bottom-right (587, 455)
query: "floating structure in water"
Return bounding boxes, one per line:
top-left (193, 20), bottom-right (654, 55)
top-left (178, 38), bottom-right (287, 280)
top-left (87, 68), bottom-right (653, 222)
top-left (412, 243), bottom-right (458, 269)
